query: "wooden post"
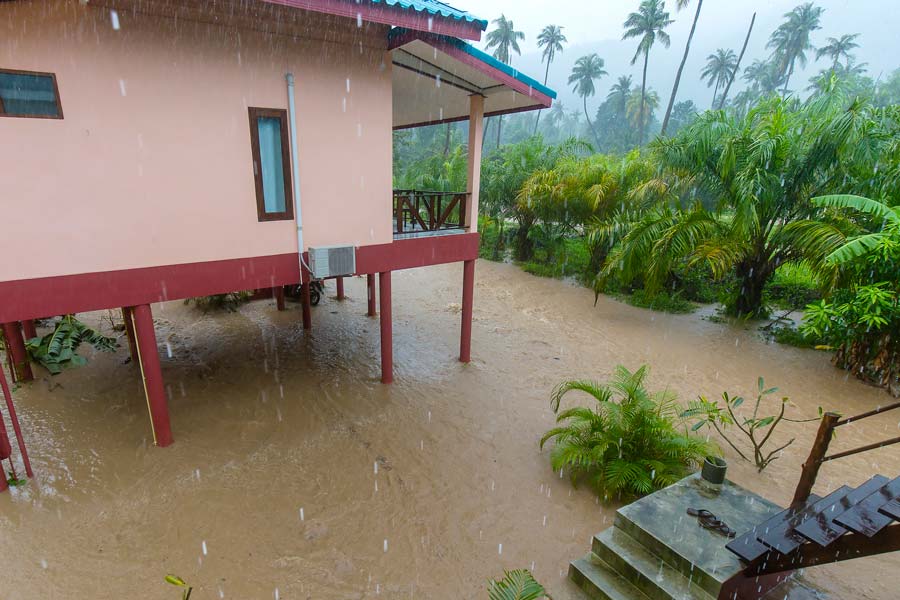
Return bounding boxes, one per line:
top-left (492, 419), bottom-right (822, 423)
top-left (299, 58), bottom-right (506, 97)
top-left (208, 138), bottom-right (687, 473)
top-left (465, 94), bottom-right (485, 231)
top-left (21, 320), bottom-right (37, 341)
top-left (460, 259), bottom-right (475, 363)
top-left (1, 322), bottom-right (33, 383)
top-left (0, 364), bottom-right (33, 478)
top-left (130, 304), bottom-right (173, 447)
top-left (366, 274), bottom-right (376, 316)
top-left (336, 277), bottom-right (345, 300)
top-left (122, 307), bottom-right (139, 362)
top-left (379, 271), bottom-right (392, 384)
top-left (792, 412), bottom-right (840, 505)
top-left (274, 286), bottom-right (286, 311)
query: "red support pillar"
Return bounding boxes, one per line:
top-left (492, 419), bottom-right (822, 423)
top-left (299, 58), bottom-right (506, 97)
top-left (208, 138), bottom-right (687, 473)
top-left (1, 322), bottom-right (33, 383)
top-left (301, 282), bottom-right (312, 330)
top-left (21, 320), bottom-right (37, 341)
top-left (460, 259), bottom-right (475, 363)
top-left (121, 307), bottom-right (139, 362)
top-left (274, 286), bottom-right (286, 311)
top-left (336, 277), bottom-right (345, 300)
top-left (130, 304), bottom-right (173, 447)
top-left (1, 365), bottom-right (33, 478)
top-left (366, 274), bottom-right (376, 316)
top-left (379, 271), bottom-right (392, 384)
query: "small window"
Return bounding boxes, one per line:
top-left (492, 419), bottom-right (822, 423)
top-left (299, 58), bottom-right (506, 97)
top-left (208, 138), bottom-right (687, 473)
top-left (248, 107), bottom-right (294, 222)
top-left (0, 68), bottom-right (63, 119)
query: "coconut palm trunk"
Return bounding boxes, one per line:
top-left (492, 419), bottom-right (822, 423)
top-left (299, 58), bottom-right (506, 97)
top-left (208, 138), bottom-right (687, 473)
top-left (638, 48), bottom-right (649, 145)
top-left (583, 95), bottom-right (600, 147)
top-left (533, 59), bottom-right (553, 136)
top-left (661, 0), bottom-right (702, 136)
top-left (718, 12), bottom-right (755, 109)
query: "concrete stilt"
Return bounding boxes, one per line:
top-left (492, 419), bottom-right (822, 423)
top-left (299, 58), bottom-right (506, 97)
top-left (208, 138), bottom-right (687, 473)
top-left (301, 282), bottom-right (312, 330)
top-left (366, 274), bottom-right (376, 316)
top-left (1, 322), bottom-right (33, 383)
top-left (21, 320), bottom-right (37, 341)
top-left (0, 365), bottom-right (33, 478)
top-left (460, 259), bottom-right (475, 363)
top-left (274, 286), bottom-right (286, 311)
top-left (130, 304), bottom-right (173, 447)
top-left (336, 277), bottom-right (345, 300)
top-left (122, 307), bottom-right (139, 362)
top-left (379, 271), bottom-right (392, 384)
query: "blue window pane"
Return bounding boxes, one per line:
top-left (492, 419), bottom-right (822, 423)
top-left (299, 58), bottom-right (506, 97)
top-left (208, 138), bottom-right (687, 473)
top-left (256, 117), bottom-right (286, 214)
top-left (0, 71), bottom-right (59, 117)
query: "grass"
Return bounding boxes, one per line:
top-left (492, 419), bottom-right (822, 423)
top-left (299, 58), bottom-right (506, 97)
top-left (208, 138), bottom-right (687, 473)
top-left (770, 325), bottom-right (823, 349)
top-left (765, 263), bottom-right (822, 310)
top-left (620, 289), bottom-right (696, 314)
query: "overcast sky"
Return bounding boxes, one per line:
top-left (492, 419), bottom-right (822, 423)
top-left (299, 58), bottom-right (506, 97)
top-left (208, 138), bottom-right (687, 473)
top-left (468, 0), bottom-right (900, 110)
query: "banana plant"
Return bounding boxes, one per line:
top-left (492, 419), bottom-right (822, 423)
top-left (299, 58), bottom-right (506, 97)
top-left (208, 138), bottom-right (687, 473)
top-left (24, 315), bottom-right (117, 375)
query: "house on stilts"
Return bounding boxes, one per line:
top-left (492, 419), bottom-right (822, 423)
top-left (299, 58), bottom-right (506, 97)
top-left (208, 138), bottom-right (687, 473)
top-left (0, 0), bottom-right (556, 468)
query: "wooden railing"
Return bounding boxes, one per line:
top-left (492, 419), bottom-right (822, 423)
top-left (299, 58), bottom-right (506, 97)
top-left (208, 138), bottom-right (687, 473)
top-left (792, 400), bottom-right (900, 505)
top-left (393, 189), bottom-right (469, 235)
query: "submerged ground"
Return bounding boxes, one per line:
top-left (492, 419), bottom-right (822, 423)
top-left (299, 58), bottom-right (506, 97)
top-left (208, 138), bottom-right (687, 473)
top-left (1, 260), bottom-right (898, 599)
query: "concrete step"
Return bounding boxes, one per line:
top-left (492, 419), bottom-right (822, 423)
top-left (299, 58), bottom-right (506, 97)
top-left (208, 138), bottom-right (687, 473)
top-left (592, 528), bottom-right (715, 600)
top-left (569, 552), bottom-right (650, 600)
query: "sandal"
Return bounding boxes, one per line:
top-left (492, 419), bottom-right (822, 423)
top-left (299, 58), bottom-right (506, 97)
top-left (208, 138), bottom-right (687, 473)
top-left (687, 507), bottom-right (737, 538)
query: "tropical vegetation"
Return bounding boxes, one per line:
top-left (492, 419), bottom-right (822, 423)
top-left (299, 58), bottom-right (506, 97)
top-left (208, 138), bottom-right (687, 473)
top-left (24, 315), bottom-right (117, 375)
top-left (540, 365), bottom-right (715, 498)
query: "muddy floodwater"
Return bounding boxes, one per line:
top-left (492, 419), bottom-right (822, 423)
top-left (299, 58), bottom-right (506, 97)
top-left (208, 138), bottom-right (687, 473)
top-left (2, 260), bottom-right (898, 599)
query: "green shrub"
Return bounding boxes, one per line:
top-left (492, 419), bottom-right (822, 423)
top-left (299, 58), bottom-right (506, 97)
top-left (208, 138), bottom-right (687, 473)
top-left (488, 570), bottom-right (548, 600)
top-left (184, 291), bottom-right (251, 312)
top-left (621, 289), bottom-right (695, 314)
top-left (765, 264), bottom-right (822, 309)
top-left (25, 315), bottom-right (118, 375)
top-left (770, 326), bottom-right (819, 349)
top-left (540, 365), bottom-right (716, 498)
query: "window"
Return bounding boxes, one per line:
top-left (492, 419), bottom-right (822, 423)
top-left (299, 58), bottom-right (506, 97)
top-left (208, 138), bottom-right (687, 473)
top-left (248, 107), bottom-right (294, 222)
top-left (0, 68), bottom-right (63, 119)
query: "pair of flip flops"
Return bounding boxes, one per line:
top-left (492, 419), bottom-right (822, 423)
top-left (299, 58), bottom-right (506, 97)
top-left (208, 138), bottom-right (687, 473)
top-left (687, 508), bottom-right (737, 538)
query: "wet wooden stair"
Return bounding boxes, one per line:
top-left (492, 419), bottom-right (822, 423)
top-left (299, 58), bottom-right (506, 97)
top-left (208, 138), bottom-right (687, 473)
top-left (727, 474), bottom-right (900, 576)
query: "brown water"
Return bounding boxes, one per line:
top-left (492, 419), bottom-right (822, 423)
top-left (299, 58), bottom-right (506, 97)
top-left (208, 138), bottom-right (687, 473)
top-left (1, 260), bottom-right (898, 599)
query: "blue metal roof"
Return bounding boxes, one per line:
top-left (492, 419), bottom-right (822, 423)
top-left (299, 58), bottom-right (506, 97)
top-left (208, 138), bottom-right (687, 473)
top-left (374, 0), bottom-right (487, 31)
top-left (388, 29), bottom-right (557, 100)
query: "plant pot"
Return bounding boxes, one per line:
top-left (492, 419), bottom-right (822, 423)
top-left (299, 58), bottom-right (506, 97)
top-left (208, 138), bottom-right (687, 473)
top-left (701, 456), bottom-right (727, 485)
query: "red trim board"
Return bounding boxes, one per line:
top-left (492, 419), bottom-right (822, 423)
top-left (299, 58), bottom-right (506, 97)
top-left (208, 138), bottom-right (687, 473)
top-left (0, 233), bottom-right (479, 322)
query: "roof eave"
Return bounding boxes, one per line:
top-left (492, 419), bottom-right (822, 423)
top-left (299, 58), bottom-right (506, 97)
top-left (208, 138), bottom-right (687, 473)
top-left (258, 0), bottom-right (485, 40)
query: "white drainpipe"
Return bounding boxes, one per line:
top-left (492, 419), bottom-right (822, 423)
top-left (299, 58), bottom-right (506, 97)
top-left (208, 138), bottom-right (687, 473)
top-left (286, 73), bottom-right (306, 265)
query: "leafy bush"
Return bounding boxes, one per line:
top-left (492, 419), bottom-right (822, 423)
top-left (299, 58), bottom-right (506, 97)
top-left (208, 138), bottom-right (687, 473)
top-left (770, 325), bottom-right (819, 349)
top-left (540, 365), bottom-right (715, 498)
top-left (520, 237), bottom-right (592, 282)
top-left (184, 291), bottom-right (252, 312)
top-left (765, 263), bottom-right (822, 309)
top-left (25, 315), bottom-right (117, 375)
top-left (682, 377), bottom-right (819, 472)
top-left (621, 289), bottom-right (695, 314)
top-left (488, 570), bottom-right (548, 600)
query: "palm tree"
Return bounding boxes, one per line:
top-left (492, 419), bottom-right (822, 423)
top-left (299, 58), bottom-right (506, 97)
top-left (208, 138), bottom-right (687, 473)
top-left (700, 49), bottom-right (737, 107)
top-left (533, 25), bottom-right (568, 135)
top-left (568, 54), bottom-right (607, 147)
top-left (626, 88), bottom-right (660, 131)
top-left (607, 75), bottom-right (633, 120)
top-left (767, 2), bottom-right (824, 95)
top-left (718, 12), bottom-right (756, 110)
top-left (623, 0), bottom-right (673, 145)
top-left (485, 15), bottom-right (525, 148)
top-left (661, 0), bottom-right (703, 136)
top-left (816, 33), bottom-right (860, 72)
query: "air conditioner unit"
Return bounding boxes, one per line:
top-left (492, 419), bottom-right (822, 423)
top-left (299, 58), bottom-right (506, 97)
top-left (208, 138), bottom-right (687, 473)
top-left (308, 245), bottom-right (356, 279)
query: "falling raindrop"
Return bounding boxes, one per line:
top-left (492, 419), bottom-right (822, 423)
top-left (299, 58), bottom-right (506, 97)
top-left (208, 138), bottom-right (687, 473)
top-left (299, 507), bottom-right (305, 521)
top-left (110, 9), bottom-right (120, 30)
top-left (202, 541), bottom-right (208, 555)
top-left (498, 543), bottom-right (503, 555)
top-left (383, 539), bottom-right (388, 553)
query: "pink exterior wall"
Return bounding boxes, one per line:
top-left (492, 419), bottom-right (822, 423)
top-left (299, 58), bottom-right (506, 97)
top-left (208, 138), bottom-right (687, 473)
top-left (0, 0), bottom-right (393, 282)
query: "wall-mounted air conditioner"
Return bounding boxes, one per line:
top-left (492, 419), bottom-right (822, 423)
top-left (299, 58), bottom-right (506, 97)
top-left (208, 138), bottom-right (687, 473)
top-left (308, 245), bottom-right (356, 279)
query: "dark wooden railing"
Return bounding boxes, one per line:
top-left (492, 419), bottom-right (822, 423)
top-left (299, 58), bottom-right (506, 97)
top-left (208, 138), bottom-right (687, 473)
top-left (792, 401), bottom-right (900, 505)
top-left (393, 189), bottom-right (468, 235)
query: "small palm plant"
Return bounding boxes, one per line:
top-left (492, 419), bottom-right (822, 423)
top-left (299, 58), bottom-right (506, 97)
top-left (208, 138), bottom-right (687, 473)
top-left (540, 365), bottom-right (714, 498)
top-left (488, 569), bottom-right (550, 600)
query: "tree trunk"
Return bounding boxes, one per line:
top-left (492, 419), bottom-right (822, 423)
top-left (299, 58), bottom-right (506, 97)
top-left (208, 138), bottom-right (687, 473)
top-left (492, 217), bottom-right (505, 261)
top-left (496, 115), bottom-right (503, 149)
top-left (638, 49), bottom-right (649, 145)
top-left (533, 57), bottom-right (553, 136)
top-left (514, 213), bottom-right (535, 261)
top-left (443, 122), bottom-right (451, 157)
top-left (583, 95), bottom-right (601, 148)
top-left (712, 79), bottom-right (720, 108)
top-left (719, 12), bottom-right (756, 109)
top-left (733, 259), bottom-right (772, 317)
top-left (782, 60), bottom-right (794, 96)
top-left (661, 0), bottom-right (703, 136)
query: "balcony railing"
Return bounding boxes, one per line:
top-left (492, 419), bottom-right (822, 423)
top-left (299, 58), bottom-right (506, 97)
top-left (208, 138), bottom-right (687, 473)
top-left (393, 189), bottom-right (469, 237)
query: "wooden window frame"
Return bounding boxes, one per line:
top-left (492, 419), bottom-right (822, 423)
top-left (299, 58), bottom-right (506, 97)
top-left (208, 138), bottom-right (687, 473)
top-left (248, 107), bottom-right (294, 222)
top-left (0, 68), bottom-right (64, 120)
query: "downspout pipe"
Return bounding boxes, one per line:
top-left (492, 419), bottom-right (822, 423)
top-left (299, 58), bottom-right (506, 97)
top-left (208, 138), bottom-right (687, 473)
top-left (286, 73), bottom-right (307, 270)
